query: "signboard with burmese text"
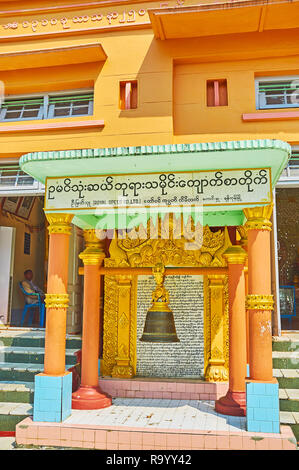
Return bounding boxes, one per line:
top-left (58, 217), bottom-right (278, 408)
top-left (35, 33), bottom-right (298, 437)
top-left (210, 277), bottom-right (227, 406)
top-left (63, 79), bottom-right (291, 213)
top-left (44, 168), bottom-right (272, 211)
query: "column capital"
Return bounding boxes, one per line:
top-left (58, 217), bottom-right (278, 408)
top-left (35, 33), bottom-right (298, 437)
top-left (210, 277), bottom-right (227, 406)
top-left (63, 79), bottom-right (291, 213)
top-left (117, 275), bottom-right (132, 286)
top-left (84, 229), bottom-right (106, 249)
top-left (223, 246), bottom-right (247, 265)
top-left (79, 229), bottom-right (106, 266)
top-left (208, 274), bottom-right (226, 285)
top-left (243, 204), bottom-right (273, 232)
top-left (46, 213), bottom-right (74, 235)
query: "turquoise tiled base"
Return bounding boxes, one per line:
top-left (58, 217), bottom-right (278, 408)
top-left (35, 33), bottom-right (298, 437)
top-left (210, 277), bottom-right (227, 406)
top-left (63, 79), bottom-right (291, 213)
top-left (246, 381), bottom-right (280, 433)
top-left (33, 372), bottom-right (72, 423)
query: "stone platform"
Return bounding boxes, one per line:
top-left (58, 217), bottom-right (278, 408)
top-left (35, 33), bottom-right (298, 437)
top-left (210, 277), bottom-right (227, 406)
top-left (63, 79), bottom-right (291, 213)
top-left (99, 377), bottom-right (229, 401)
top-left (15, 398), bottom-right (297, 450)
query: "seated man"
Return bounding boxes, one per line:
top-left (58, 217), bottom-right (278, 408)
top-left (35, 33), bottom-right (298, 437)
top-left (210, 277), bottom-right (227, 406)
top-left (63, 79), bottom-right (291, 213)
top-left (22, 269), bottom-right (44, 304)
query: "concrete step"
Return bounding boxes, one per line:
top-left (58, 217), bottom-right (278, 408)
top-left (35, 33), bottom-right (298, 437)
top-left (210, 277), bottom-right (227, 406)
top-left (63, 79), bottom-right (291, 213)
top-left (280, 411), bottom-right (299, 425)
top-left (0, 329), bottom-right (81, 433)
top-left (280, 411), bottom-right (299, 442)
top-left (0, 402), bottom-right (32, 432)
top-left (272, 335), bottom-right (299, 352)
top-left (273, 369), bottom-right (299, 389)
top-left (0, 346), bottom-right (78, 365)
top-left (0, 329), bottom-right (81, 350)
top-left (279, 388), bottom-right (299, 412)
top-left (0, 362), bottom-right (75, 383)
top-left (272, 351), bottom-right (299, 369)
top-left (0, 382), bottom-right (34, 404)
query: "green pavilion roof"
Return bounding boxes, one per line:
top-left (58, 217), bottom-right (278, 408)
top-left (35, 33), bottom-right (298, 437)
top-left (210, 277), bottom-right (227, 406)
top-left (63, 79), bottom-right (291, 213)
top-left (20, 139), bottom-right (290, 185)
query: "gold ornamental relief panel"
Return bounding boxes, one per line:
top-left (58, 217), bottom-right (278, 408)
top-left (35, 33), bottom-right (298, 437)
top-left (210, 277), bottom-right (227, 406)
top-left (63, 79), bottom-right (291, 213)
top-left (101, 217), bottom-right (230, 381)
top-left (204, 275), bottom-right (229, 382)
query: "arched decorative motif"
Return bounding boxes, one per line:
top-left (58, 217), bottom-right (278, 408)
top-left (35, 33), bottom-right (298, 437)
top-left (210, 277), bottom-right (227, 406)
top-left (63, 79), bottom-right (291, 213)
top-left (101, 216), bottom-right (231, 381)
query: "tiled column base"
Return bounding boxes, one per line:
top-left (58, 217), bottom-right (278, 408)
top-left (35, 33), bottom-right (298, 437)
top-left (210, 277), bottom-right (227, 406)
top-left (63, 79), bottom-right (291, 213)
top-left (33, 372), bottom-right (72, 423)
top-left (246, 380), bottom-right (280, 433)
top-left (99, 377), bottom-right (229, 401)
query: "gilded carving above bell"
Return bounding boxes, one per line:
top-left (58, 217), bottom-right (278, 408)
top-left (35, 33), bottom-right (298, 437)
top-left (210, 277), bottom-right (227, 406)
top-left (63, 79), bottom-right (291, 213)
top-left (107, 216), bottom-right (232, 269)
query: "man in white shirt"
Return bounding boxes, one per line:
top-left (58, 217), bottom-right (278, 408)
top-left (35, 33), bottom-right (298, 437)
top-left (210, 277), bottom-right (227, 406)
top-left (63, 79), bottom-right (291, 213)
top-left (21, 269), bottom-right (44, 305)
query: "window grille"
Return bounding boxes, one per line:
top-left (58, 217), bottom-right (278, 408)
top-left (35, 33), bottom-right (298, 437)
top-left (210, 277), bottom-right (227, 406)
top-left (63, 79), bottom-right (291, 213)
top-left (0, 165), bottom-right (34, 187)
top-left (0, 90), bottom-right (94, 121)
top-left (257, 79), bottom-right (299, 109)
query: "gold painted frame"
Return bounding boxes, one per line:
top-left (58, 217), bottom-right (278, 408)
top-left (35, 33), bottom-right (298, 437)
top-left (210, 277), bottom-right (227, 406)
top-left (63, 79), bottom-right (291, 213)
top-left (101, 216), bottom-right (231, 381)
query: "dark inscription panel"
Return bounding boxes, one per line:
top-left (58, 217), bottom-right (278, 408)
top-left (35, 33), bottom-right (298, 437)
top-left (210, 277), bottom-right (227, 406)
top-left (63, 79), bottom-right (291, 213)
top-left (136, 275), bottom-right (204, 378)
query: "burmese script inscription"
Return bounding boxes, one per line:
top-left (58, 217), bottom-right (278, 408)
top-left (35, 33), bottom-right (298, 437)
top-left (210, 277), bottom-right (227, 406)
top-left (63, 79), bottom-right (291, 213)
top-left (45, 168), bottom-right (272, 211)
top-left (0, 0), bottom-right (189, 35)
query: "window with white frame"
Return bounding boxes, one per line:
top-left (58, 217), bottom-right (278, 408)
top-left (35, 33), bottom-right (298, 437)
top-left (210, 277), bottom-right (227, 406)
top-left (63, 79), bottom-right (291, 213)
top-left (0, 97), bottom-right (45, 121)
top-left (0, 165), bottom-right (35, 187)
top-left (256, 76), bottom-right (299, 110)
top-left (0, 163), bottom-right (44, 195)
top-left (0, 90), bottom-right (94, 122)
top-left (279, 146), bottom-right (299, 180)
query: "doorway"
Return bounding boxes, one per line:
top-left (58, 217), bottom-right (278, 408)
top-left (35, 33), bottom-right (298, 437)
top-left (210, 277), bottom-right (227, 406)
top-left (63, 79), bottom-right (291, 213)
top-left (276, 188), bottom-right (299, 330)
top-left (0, 195), bottom-right (46, 327)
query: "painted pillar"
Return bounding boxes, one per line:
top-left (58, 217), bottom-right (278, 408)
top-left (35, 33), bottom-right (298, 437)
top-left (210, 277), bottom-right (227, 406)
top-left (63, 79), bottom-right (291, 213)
top-left (72, 229), bottom-right (112, 409)
top-left (215, 245), bottom-right (247, 416)
top-left (243, 205), bottom-right (280, 434)
top-left (33, 213), bottom-right (73, 422)
top-left (237, 225), bottom-right (250, 371)
top-left (244, 205), bottom-right (274, 382)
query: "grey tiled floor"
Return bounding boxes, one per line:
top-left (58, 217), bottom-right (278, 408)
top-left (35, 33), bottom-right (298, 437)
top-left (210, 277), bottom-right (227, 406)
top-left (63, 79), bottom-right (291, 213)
top-left (64, 399), bottom-right (247, 432)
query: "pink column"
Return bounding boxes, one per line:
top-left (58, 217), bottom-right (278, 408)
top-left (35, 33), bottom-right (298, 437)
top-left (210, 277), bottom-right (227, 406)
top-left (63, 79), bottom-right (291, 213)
top-left (215, 246), bottom-right (247, 416)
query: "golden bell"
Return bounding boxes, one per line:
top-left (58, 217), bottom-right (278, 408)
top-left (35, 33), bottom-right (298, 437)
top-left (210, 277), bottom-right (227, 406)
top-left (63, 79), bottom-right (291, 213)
top-left (140, 300), bottom-right (180, 343)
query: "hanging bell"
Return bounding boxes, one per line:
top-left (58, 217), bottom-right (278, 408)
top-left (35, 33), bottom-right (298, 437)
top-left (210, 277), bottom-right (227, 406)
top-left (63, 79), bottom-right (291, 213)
top-left (140, 263), bottom-right (180, 343)
top-left (140, 301), bottom-right (180, 343)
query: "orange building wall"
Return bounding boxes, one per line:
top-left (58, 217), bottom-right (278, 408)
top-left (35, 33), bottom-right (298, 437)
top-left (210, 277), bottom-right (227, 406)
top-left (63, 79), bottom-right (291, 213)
top-left (173, 54), bottom-right (299, 137)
